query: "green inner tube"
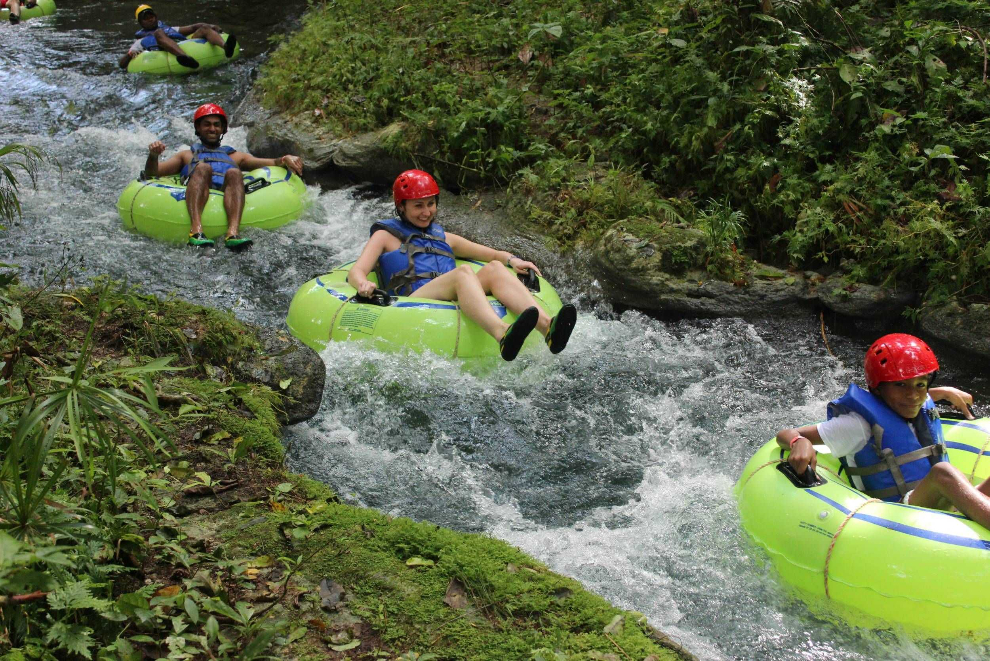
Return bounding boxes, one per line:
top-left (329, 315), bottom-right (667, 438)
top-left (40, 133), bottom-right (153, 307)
top-left (286, 261), bottom-right (565, 359)
top-left (735, 418), bottom-right (990, 636)
top-left (1, 0), bottom-right (56, 20)
top-left (127, 33), bottom-right (241, 75)
top-left (117, 166), bottom-right (308, 243)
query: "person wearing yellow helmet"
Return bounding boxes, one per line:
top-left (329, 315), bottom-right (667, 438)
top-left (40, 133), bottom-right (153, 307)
top-left (118, 4), bottom-right (237, 70)
top-left (2, 0), bottom-right (38, 25)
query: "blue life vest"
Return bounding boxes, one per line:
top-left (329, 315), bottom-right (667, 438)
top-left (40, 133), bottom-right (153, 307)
top-left (135, 21), bottom-right (186, 47)
top-left (181, 143), bottom-right (238, 189)
top-left (371, 217), bottom-right (457, 296)
top-left (827, 383), bottom-right (946, 502)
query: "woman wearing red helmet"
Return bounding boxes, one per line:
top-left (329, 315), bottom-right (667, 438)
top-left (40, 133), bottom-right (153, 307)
top-left (347, 169), bottom-right (577, 361)
top-left (775, 334), bottom-right (990, 529)
top-left (144, 103), bottom-right (304, 250)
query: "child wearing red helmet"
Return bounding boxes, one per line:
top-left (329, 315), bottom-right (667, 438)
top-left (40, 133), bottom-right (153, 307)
top-left (776, 334), bottom-right (990, 528)
top-left (347, 169), bottom-right (577, 361)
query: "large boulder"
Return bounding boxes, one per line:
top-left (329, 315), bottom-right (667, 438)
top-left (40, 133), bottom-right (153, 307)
top-left (919, 301), bottom-right (990, 361)
top-left (235, 92), bottom-right (409, 182)
top-left (590, 226), bottom-right (818, 316)
top-left (233, 326), bottom-right (326, 424)
top-left (235, 91), bottom-right (337, 171)
top-left (818, 272), bottom-right (916, 318)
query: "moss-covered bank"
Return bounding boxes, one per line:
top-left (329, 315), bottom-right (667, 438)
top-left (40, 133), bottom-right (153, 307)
top-left (257, 0), bottom-right (990, 309)
top-left (0, 280), bottom-right (693, 660)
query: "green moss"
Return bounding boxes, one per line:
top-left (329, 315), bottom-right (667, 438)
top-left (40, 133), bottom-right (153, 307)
top-left (164, 376), bottom-right (285, 463)
top-left (218, 503), bottom-right (687, 660)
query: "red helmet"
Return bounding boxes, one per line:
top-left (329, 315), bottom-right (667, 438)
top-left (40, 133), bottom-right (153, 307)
top-left (392, 170), bottom-right (439, 208)
top-left (193, 103), bottom-right (228, 131)
top-left (864, 333), bottom-right (939, 389)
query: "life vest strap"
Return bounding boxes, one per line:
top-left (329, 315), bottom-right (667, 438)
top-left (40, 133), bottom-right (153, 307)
top-left (843, 444), bottom-right (944, 477)
top-left (860, 480), bottom-right (923, 500)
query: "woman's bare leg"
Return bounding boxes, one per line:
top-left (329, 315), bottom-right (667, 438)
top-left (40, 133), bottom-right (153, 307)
top-left (474, 261), bottom-right (551, 334)
top-left (413, 265), bottom-right (511, 340)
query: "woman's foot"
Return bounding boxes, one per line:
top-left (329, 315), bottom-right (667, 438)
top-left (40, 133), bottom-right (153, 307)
top-left (499, 306), bottom-right (539, 361)
top-left (188, 232), bottom-right (215, 247)
top-left (545, 304), bottom-right (577, 354)
top-left (176, 54), bottom-right (200, 69)
top-left (224, 34), bottom-right (238, 58)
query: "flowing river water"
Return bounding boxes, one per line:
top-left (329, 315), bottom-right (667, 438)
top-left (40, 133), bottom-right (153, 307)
top-left (3, 4), bottom-right (990, 659)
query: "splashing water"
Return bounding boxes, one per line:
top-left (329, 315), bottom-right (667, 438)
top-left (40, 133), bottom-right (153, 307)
top-left (4, 4), bottom-right (990, 658)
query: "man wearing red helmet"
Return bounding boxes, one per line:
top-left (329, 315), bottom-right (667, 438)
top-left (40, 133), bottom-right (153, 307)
top-left (118, 4), bottom-right (236, 70)
top-left (347, 169), bottom-right (577, 361)
top-left (144, 103), bottom-right (303, 250)
top-left (775, 334), bottom-right (990, 529)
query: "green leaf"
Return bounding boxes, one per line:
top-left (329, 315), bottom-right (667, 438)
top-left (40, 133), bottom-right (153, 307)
top-left (751, 13), bottom-right (783, 27)
top-left (331, 639), bottom-right (361, 651)
top-left (178, 403), bottom-right (200, 416)
top-left (278, 378), bottom-right (292, 390)
top-left (839, 62), bottom-right (857, 84)
top-left (184, 595), bottom-right (200, 623)
top-left (2, 305), bottom-right (22, 330)
top-left (668, 38), bottom-right (687, 48)
top-left (45, 622), bottom-right (95, 659)
top-left (204, 615), bottom-right (219, 642)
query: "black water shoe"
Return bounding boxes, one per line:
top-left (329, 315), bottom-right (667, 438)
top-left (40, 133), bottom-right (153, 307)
top-left (546, 304), bottom-right (577, 354)
top-left (224, 34), bottom-right (238, 58)
top-left (176, 54), bottom-right (200, 69)
top-left (499, 306), bottom-right (539, 361)
top-left (9, 14), bottom-right (20, 24)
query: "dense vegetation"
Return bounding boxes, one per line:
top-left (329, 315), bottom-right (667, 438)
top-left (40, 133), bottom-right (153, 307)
top-left (260, 0), bottom-right (990, 303)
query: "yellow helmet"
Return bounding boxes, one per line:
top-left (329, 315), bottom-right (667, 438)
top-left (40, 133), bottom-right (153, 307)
top-left (134, 4), bottom-right (153, 19)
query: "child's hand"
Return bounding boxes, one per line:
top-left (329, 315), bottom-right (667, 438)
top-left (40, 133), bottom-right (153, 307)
top-left (788, 437), bottom-right (817, 474)
top-left (930, 386), bottom-right (975, 420)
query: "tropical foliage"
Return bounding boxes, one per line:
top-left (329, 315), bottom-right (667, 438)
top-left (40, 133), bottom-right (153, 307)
top-left (260, 0), bottom-right (990, 303)
top-left (0, 143), bottom-right (47, 229)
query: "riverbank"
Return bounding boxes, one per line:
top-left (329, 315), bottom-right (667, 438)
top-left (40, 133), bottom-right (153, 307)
top-left (247, 0), bottom-right (990, 364)
top-left (0, 279), bottom-right (693, 660)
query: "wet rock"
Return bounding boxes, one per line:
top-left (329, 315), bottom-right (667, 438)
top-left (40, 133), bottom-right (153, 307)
top-left (234, 325), bottom-right (325, 424)
top-left (330, 122), bottom-right (410, 183)
top-left (319, 578), bottom-right (345, 611)
top-left (591, 227), bottom-right (817, 316)
top-left (819, 273), bottom-right (915, 318)
top-left (920, 301), bottom-right (990, 361)
top-left (236, 92), bottom-right (408, 182)
top-left (235, 91), bottom-right (337, 171)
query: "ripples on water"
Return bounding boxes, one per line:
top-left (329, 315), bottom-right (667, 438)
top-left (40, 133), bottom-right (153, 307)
top-left (3, 5), bottom-right (990, 659)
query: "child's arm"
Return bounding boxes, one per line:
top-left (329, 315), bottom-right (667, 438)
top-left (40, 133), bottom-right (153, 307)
top-left (929, 386), bottom-right (975, 420)
top-left (775, 425), bottom-right (823, 473)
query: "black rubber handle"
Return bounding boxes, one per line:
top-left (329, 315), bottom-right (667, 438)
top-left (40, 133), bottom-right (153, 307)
top-left (352, 288), bottom-right (392, 307)
top-left (776, 462), bottom-right (825, 489)
top-left (517, 268), bottom-right (541, 292)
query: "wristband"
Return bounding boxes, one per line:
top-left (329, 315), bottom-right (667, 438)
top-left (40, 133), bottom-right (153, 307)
top-left (789, 435), bottom-right (808, 449)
